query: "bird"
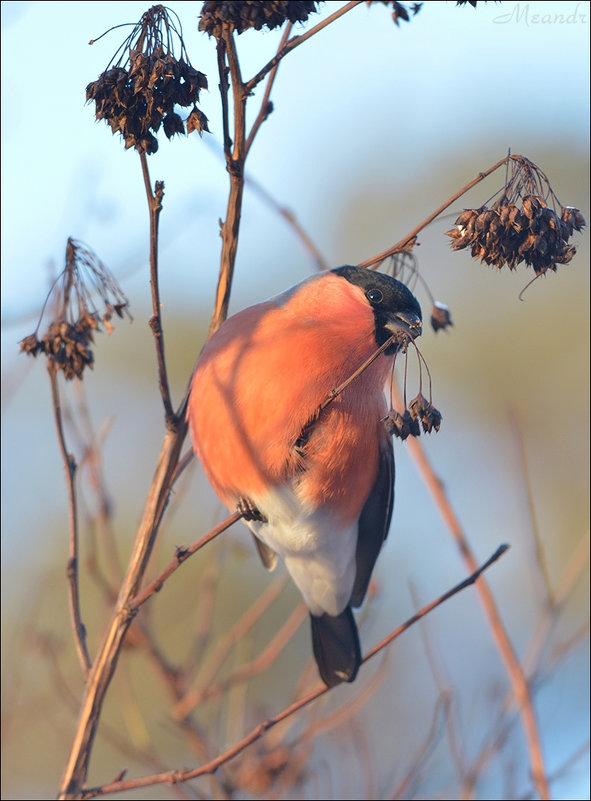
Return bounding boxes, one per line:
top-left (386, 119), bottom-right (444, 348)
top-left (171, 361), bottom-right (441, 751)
top-left (187, 265), bottom-right (422, 687)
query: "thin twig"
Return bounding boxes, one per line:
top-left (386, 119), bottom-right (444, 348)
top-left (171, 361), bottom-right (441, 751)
top-left (131, 511), bottom-right (243, 609)
top-left (58, 414), bottom-right (190, 797)
top-left (358, 155), bottom-right (513, 269)
top-left (76, 547), bottom-right (507, 798)
top-left (395, 383), bottom-right (551, 801)
top-left (208, 29), bottom-right (247, 335)
top-left (320, 335), bottom-right (398, 412)
top-left (140, 153), bottom-right (175, 427)
top-left (48, 365), bottom-right (92, 676)
top-left (245, 23), bottom-right (292, 156)
top-left (244, 1), bottom-right (363, 94)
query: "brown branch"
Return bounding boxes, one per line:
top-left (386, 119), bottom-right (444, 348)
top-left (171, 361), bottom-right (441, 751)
top-left (395, 382), bottom-right (551, 801)
top-left (58, 413), bottom-right (190, 798)
top-left (319, 334), bottom-right (397, 413)
top-left (244, 1), bottom-right (363, 94)
top-left (208, 29), bottom-right (247, 335)
top-left (131, 510), bottom-right (243, 609)
top-left (358, 155), bottom-right (513, 269)
top-left (76, 546), bottom-right (506, 799)
top-left (140, 153), bottom-right (175, 427)
top-left (71, 384), bottom-right (122, 586)
top-left (48, 365), bottom-right (91, 676)
top-left (244, 23), bottom-right (292, 156)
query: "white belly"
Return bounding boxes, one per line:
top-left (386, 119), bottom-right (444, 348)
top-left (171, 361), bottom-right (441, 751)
top-left (246, 483), bottom-right (358, 617)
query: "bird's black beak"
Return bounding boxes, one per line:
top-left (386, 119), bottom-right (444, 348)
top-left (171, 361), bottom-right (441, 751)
top-left (386, 312), bottom-right (423, 340)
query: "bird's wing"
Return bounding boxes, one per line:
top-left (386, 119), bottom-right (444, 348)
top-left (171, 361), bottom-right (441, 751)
top-left (351, 433), bottom-right (394, 608)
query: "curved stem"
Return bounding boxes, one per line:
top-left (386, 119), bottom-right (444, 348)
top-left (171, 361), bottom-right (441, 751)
top-left (48, 365), bottom-right (92, 676)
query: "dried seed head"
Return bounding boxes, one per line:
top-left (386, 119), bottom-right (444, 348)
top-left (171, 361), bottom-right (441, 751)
top-left (199, 1), bottom-right (319, 38)
top-left (409, 393), bottom-right (442, 433)
top-left (445, 156), bottom-right (586, 276)
top-left (87, 6), bottom-right (208, 154)
top-left (384, 409), bottom-right (417, 440)
top-left (19, 238), bottom-right (131, 381)
top-left (430, 301), bottom-right (453, 333)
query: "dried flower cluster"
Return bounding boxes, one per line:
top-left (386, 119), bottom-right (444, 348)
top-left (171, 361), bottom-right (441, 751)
top-left (366, 1), bottom-right (423, 25)
top-left (446, 156), bottom-right (586, 275)
top-left (199, 1), bottom-right (318, 38)
top-left (20, 239), bottom-right (130, 380)
top-left (87, 5), bottom-right (208, 154)
top-left (383, 334), bottom-right (442, 440)
top-left (430, 301), bottom-right (453, 333)
top-left (384, 393), bottom-right (442, 440)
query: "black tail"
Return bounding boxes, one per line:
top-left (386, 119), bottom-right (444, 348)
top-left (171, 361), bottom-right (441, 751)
top-left (310, 607), bottom-right (361, 687)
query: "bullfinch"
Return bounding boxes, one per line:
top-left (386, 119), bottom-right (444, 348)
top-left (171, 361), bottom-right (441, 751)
top-left (188, 266), bottom-right (422, 687)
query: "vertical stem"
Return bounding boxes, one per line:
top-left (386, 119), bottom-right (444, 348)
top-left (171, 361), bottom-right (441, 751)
top-left (48, 364), bottom-right (92, 676)
top-left (140, 153), bottom-right (175, 427)
top-left (208, 28), bottom-right (247, 335)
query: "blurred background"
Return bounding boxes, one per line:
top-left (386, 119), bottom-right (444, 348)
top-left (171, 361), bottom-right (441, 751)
top-left (1, 1), bottom-right (589, 799)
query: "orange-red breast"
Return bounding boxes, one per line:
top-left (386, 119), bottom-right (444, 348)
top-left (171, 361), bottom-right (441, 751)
top-left (188, 266), bottom-right (422, 686)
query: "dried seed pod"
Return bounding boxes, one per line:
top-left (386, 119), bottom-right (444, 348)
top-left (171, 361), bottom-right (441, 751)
top-left (19, 239), bottom-right (131, 380)
top-left (199, 0), bottom-right (319, 38)
top-left (430, 302), bottom-right (453, 333)
top-left (88, 6), bottom-right (208, 154)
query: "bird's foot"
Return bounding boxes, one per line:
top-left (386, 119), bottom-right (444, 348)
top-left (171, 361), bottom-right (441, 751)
top-left (237, 496), bottom-right (267, 522)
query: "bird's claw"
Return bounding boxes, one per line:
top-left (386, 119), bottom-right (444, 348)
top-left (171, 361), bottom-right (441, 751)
top-left (237, 497), bottom-right (267, 522)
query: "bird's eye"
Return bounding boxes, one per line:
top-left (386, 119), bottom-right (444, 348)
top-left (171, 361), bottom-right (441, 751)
top-left (366, 289), bottom-right (383, 304)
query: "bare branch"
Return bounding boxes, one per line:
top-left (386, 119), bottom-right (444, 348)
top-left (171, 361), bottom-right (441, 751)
top-left (245, 23), bottom-right (292, 156)
top-left (48, 365), bottom-right (92, 676)
top-left (76, 547), bottom-right (506, 798)
top-left (244, 2), bottom-right (364, 95)
top-left (131, 511), bottom-right (243, 609)
top-left (358, 155), bottom-right (512, 269)
top-left (139, 154), bottom-right (175, 427)
top-left (208, 29), bottom-right (247, 335)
